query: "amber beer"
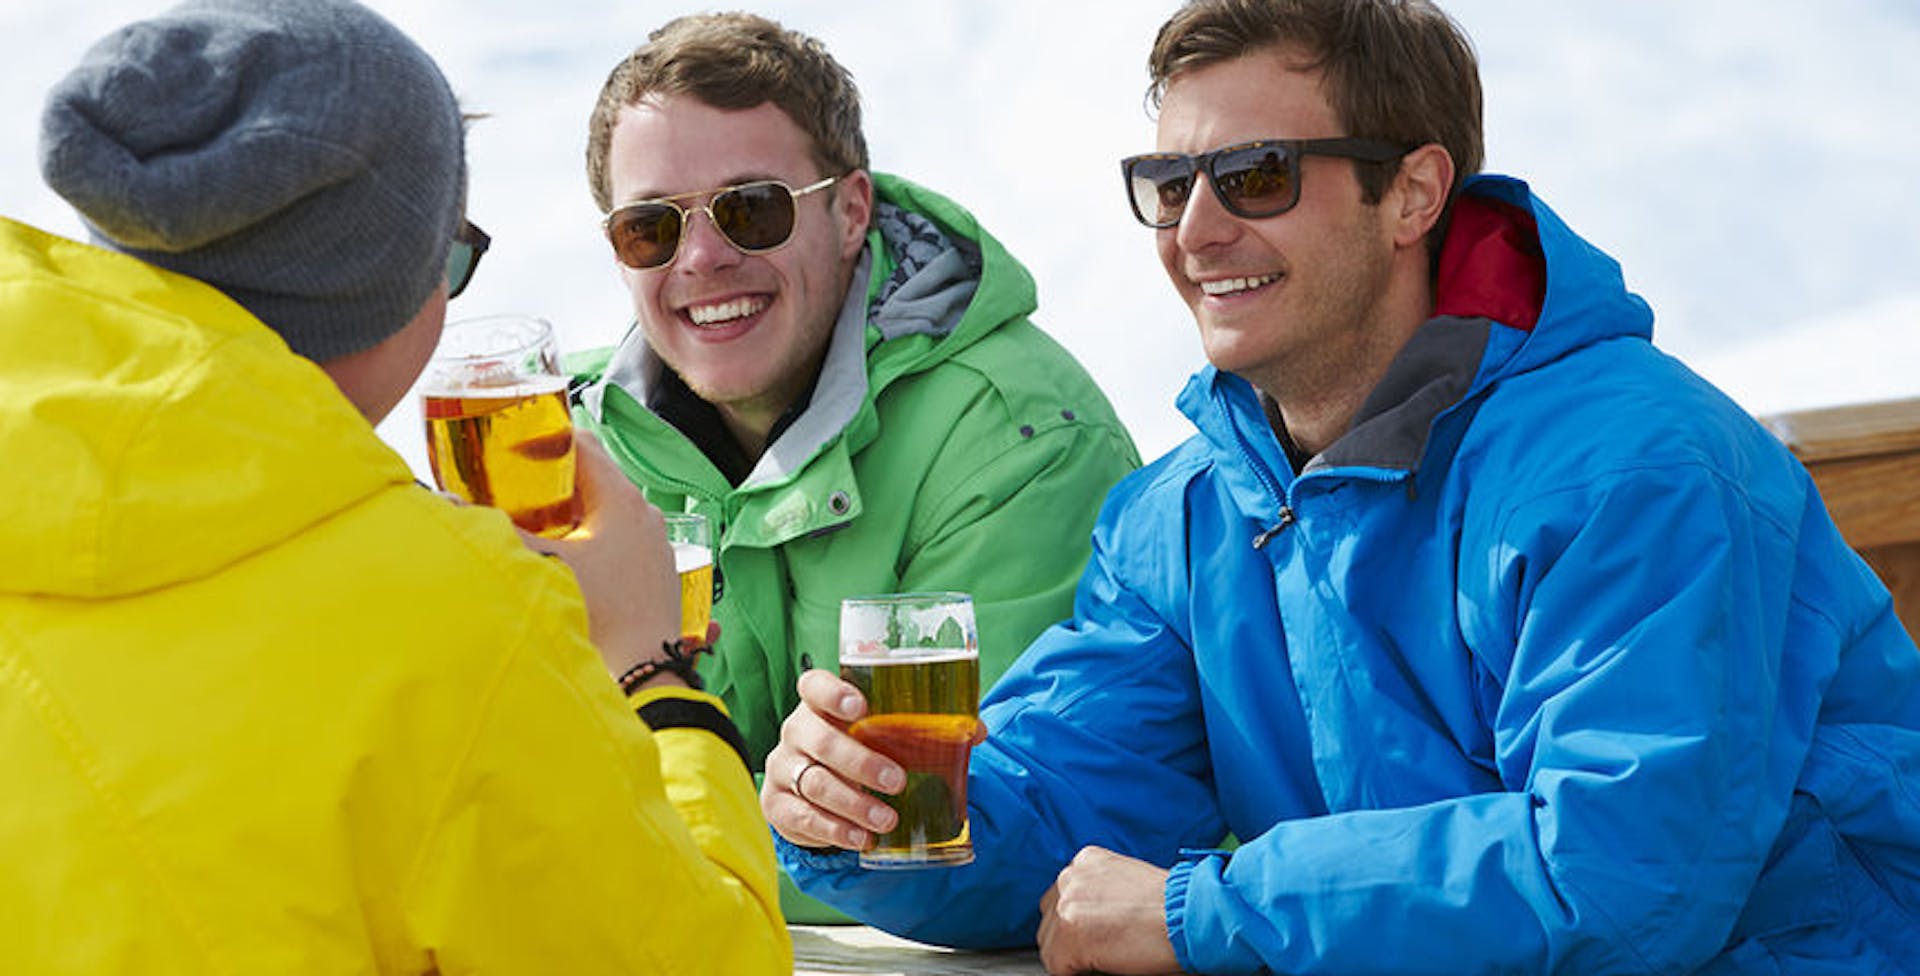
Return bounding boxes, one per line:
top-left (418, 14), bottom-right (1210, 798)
top-left (422, 315), bottom-right (582, 539)
top-left (670, 541), bottom-right (714, 642)
top-left (423, 379), bottom-right (581, 538)
top-left (838, 593), bottom-right (982, 869)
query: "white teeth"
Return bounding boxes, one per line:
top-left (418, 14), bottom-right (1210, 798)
top-left (687, 296), bottom-right (768, 326)
top-left (1200, 273), bottom-right (1280, 297)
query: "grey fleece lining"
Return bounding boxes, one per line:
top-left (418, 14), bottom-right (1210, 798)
top-left (745, 252), bottom-right (872, 486)
top-left (869, 202), bottom-right (978, 339)
top-left (1305, 315), bottom-right (1491, 474)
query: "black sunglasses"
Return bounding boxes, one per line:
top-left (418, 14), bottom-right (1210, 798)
top-left (445, 220), bottom-right (490, 298)
top-left (1121, 137), bottom-right (1411, 228)
top-left (602, 175), bottom-right (840, 270)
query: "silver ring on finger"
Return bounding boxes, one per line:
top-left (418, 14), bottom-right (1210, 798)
top-left (791, 758), bottom-right (826, 799)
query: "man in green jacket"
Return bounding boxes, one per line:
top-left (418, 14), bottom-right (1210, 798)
top-left (575, 12), bottom-right (1139, 769)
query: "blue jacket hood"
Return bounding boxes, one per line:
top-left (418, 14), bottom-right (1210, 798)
top-left (1180, 174), bottom-right (1654, 521)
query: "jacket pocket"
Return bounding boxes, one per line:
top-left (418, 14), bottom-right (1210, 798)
top-left (1725, 791), bottom-right (1845, 944)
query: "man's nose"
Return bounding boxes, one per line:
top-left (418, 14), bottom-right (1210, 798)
top-left (1174, 173), bottom-right (1241, 250)
top-left (673, 206), bottom-right (744, 272)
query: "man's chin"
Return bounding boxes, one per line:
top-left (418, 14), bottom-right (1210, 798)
top-left (676, 368), bottom-right (772, 410)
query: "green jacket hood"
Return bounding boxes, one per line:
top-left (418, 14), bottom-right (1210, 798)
top-left (0, 217), bottom-right (410, 598)
top-left (859, 172), bottom-right (1039, 383)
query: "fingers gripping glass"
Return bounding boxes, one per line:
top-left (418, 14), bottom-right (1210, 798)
top-left (1121, 138), bottom-right (1411, 228)
top-left (603, 176), bottom-right (840, 270)
top-left (445, 220), bottom-right (490, 298)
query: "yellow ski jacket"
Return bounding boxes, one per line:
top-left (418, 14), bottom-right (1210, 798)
top-left (0, 217), bottom-right (787, 974)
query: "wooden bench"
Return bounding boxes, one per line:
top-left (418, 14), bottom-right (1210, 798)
top-left (1762, 397), bottom-right (1920, 640)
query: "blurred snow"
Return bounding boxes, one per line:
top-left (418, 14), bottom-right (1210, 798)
top-left (4, 0), bottom-right (1914, 478)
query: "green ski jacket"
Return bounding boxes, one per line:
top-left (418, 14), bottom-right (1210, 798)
top-left (574, 173), bottom-right (1139, 765)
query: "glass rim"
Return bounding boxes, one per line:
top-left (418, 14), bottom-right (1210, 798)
top-left (431, 313), bottom-right (556, 364)
top-left (841, 591), bottom-right (973, 608)
top-left (661, 511), bottom-right (712, 549)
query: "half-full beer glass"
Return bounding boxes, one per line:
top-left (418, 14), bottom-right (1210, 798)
top-left (421, 315), bottom-right (582, 538)
top-left (838, 593), bottom-right (984, 869)
top-left (663, 513), bottom-right (714, 644)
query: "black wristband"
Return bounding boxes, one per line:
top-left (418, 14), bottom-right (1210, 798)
top-left (618, 639), bottom-right (711, 694)
top-left (636, 697), bottom-right (752, 771)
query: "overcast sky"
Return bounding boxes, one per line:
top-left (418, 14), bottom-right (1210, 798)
top-left (6, 0), bottom-right (1916, 475)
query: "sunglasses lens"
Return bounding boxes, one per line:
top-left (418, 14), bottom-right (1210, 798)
top-left (1212, 146), bottom-right (1296, 218)
top-left (1126, 156), bottom-right (1194, 228)
top-left (444, 220), bottom-right (490, 298)
top-left (445, 243), bottom-right (474, 297)
top-left (711, 182), bottom-right (799, 252)
top-left (608, 203), bottom-right (683, 269)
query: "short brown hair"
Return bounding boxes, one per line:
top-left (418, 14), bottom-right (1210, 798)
top-left (1147, 0), bottom-right (1482, 205)
top-left (585, 12), bottom-right (868, 213)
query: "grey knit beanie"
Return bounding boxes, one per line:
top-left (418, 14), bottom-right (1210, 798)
top-left (39, 0), bottom-right (465, 362)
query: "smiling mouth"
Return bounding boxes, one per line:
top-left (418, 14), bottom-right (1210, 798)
top-left (686, 295), bottom-right (770, 328)
top-left (1199, 273), bottom-right (1281, 297)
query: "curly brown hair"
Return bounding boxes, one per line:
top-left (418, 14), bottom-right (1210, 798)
top-left (585, 12), bottom-right (868, 213)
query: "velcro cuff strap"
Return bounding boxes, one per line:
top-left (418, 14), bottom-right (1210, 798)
top-left (636, 697), bottom-right (752, 771)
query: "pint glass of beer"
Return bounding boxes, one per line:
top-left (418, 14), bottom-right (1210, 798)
top-left (838, 593), bottom-right (984, 869)
top-left (421, 315), bottom-right (582, 539)
top-left (663, 513), bottom-right (714, 644)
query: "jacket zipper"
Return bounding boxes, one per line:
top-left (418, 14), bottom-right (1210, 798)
top-left (1213, 384), bottom-right (1298, 551)
top-left (1254, 462), bottom-right (1421, 548)
top-left (1252, 506), bottom-right (1295, 550)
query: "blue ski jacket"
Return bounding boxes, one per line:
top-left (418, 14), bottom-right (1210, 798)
top-left (782, 175), bottom-right (1920, 974)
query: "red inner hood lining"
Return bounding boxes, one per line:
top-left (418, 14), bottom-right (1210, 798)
top-left (1433, 192), bottom-right (1545, 332)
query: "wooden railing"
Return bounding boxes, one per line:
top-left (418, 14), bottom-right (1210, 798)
top-left (1762, 397), bottom-right (1920, 640)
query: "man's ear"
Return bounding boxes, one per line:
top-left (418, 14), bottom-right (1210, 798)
top-left (834, 168), bottom-right (875, 260)
top-left (1390, 143), bottom-right (1453, 249)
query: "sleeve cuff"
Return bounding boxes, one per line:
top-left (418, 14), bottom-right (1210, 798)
top-left (1166, 850), bottom-right (1258, 976)
top-left (627, 684), bottom-right (731, 713)
top-left (775, 833), bottom-right (862, 876)
top-left (1165, 856), bottom-right (1201, 974)
top-left (630, 688), bottom-right (750, 770)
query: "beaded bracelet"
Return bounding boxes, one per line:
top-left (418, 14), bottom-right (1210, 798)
top-left (618, 639), bottom-right (711, 695)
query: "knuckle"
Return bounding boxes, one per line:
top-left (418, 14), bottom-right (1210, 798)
top-left (767, 796), bottom-right (808, 842)
top-left (1051, 897), bottom-right (1077, 926)
top-left (805, 810), bottom-right (857, 850)
top-left (787, 801), bottom-right (836, 847)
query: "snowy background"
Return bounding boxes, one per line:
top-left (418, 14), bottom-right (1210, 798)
top-left (5, 0), bottom-right (1916, 476)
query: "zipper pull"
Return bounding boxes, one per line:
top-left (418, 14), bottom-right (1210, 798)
top-left (1252, 506), bottom-right (1296, 549)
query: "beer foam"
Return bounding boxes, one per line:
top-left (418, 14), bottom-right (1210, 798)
top-left (418, 372), bottom-right (567, 400)
top-left (839, 647), bottom-right (976, 665)
top-left (672, 541), bottom-right (712, 574)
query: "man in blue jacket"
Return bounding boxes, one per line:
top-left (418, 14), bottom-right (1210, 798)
top-left (761, 0), bottom-right (1920, 973)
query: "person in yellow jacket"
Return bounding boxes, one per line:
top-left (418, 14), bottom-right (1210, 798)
top-left (0, 0), bottom-right (788, 972)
